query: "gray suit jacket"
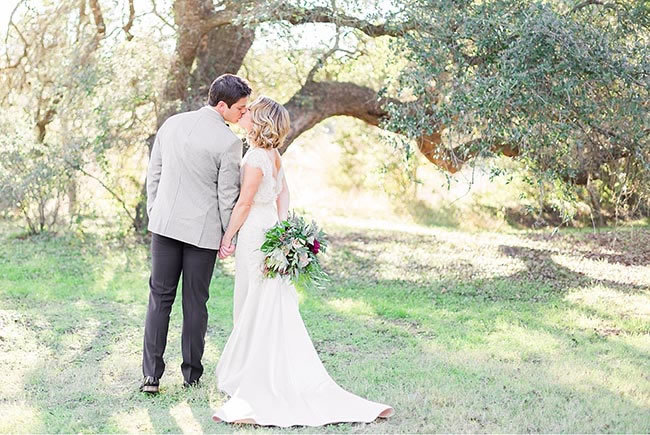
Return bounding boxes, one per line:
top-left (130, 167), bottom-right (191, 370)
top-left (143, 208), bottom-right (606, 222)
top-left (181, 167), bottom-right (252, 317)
top-left (146, 106), bottom-right (242, 250)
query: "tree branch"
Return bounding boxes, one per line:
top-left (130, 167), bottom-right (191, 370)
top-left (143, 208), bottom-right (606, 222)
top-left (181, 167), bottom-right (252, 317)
top-left (199, 11), bottom-right (238, 33)
top-left (269, 4), bottom-right (414, 37)
top-left (68, 160), bottom-right (136, 223)
top-left (281, 80), bottom-right (524, 173)
top-left (282, 80), bottom-right (391, 152)
top-left (88, 0), bottom-right (106, 37)
top-left (200, 2), bottom-right (414, 37)
top-left (570, 0), bottom-right (618, 14)
top-left (2, 0), bottom-right (29, 70)
top-left (305, 29), bottom-right (341, 83)
top-left (281, 80), bottom-right (456, 171)
top-left (150, 0), bottom-right (176, 30)
top-left (123, 0), bottom-right (135, 40)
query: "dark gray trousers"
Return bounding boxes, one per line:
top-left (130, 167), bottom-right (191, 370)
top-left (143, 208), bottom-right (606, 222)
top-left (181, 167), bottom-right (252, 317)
top-left (142, 233), bottom-right (217, 384)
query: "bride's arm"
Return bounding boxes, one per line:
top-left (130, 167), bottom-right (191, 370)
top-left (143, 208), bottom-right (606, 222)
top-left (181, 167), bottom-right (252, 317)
top-left (220, 164), bottom-right (263, 250)
top-left (276, 172), bottom-right (290, 221)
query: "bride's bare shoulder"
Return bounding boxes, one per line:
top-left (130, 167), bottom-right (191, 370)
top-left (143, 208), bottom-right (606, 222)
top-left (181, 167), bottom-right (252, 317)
top-left (273, 149), bottom-right (282, 172)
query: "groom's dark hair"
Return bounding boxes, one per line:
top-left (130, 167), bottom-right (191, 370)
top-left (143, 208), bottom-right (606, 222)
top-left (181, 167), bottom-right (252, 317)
top-left (208, 74), bottom-right (252, 107)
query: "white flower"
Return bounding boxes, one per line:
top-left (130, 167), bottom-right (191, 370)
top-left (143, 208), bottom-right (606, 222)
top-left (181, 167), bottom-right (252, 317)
top-left (291, 238), bottom-right (304, 250)
top-left (269, 248), bottom-right (289, 270)
top-left (298, 252), bottom-right (311, 268)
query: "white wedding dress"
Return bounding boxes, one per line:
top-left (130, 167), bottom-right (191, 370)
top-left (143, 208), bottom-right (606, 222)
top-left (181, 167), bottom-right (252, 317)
top-left (212, 146), bottom-right (394, 427)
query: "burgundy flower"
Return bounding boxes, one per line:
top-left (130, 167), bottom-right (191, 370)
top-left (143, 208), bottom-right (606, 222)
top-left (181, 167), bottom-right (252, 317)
top-left (310, 239), bottom-right (320, 254)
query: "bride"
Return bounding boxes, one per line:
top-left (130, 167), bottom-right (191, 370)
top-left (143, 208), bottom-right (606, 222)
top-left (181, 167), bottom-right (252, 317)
top-left (212, 95), bottom-right (394, 427)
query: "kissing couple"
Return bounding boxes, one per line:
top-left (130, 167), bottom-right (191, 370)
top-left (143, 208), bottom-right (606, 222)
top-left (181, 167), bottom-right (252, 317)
top-left (140, 73), bottom-right (394, 427)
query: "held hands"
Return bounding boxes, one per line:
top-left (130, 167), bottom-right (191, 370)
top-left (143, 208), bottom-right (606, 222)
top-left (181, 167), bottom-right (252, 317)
top-left (218, 236), bottom-right (236, 259)
top-left (218, 244), bottom-right (235, 259)
top-left (218, 243), bottom-right (235, 259)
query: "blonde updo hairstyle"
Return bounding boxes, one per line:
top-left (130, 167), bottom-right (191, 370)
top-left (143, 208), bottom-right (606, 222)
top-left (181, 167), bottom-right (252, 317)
top-left (246, 96), bottom-right (291, 150)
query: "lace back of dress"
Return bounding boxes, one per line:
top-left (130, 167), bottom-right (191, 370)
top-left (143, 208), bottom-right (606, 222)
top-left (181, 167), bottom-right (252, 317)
top-left (242, 146), bottom-right (282, 206)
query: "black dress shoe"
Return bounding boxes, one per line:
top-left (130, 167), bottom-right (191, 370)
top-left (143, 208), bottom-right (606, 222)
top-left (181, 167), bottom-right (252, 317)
top-left (182, 378), bottom-right (200, 389)
top-left (139, 376), bottom-right (160, 394)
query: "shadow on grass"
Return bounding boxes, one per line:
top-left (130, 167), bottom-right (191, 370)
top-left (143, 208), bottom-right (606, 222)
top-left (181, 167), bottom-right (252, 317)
top-left (497, 244), bottom-right (649, 294)
top-left (522, 228), bottom-right (650, 267)
top-left (326, 227), bottom-right (648, 297)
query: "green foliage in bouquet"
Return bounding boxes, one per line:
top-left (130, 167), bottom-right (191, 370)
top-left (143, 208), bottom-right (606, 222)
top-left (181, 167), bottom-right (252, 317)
top-left (260, 212), bottom-right (329, 288)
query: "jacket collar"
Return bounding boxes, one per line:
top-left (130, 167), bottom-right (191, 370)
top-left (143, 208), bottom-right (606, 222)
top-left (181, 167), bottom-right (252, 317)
top-left (200, 106), bottom-right (227, 125)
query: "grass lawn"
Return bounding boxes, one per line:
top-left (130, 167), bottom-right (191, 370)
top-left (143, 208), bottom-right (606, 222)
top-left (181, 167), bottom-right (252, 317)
top-left (0, 218), bottom-right (649, 433)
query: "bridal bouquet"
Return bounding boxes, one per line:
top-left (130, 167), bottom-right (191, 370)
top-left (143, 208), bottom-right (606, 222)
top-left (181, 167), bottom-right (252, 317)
top-left (260, 212), bottom-right (328, 287)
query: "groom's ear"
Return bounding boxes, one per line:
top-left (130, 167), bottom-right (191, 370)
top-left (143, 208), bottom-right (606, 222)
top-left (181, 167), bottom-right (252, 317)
top-left (214, 101), bottom-right (229, 114)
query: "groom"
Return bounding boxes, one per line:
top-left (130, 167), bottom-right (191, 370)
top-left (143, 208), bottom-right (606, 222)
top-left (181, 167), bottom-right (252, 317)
top-left (140, 74), bottom-right (251, 394)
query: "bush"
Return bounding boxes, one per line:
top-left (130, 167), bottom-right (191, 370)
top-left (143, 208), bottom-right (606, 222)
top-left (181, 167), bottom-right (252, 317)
top-left (0, 137), bottom-right (72, 234)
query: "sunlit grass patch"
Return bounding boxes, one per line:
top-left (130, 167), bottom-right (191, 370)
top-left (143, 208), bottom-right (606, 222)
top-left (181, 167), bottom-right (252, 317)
top-left (111, 407), bottom-right (155, 433)
top-left (326, 297), bottom-right (375, 317)
top-left (169, 401), bottom-right (204, 433)
top-left (553, 255), bottom-right (650, 288)
top-left (0, 402), bottom-right (43, 433)
top-left (566, 285), bottom-right (650, 320)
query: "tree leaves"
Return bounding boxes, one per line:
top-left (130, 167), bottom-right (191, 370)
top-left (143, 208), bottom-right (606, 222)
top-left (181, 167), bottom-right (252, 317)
top-left (386, 0), bottom-right (650, 222)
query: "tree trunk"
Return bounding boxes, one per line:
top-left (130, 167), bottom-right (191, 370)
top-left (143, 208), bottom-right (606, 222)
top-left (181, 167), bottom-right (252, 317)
top-left (586, 174), bottom-right (605, 227)
top-left (67, 179), bottom-right (77, 222)
top-left (187, 25), bottom-right (255, 107)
